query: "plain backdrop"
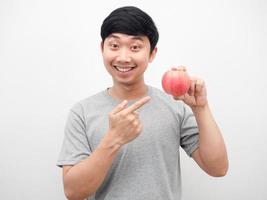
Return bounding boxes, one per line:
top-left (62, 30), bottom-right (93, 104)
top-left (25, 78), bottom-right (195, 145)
top-left (1, 0), bottom-right (267, 199)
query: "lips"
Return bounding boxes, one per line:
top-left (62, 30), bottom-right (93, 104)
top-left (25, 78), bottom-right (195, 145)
top-left (113, 65), bottom-right (136, 73)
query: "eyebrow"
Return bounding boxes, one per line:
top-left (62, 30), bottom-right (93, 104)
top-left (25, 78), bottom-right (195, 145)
top-left (108, 34), bottom-right (144, 42)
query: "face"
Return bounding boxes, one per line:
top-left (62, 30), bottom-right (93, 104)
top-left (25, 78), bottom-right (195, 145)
top-left (101, 33), bottom-right (157, 86)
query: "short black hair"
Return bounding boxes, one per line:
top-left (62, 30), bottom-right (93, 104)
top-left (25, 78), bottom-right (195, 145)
top-left (101, 6), bottom-right (159, 53)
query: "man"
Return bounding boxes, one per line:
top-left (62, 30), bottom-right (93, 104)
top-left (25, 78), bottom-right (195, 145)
top-left (57, 6), bottom-right (228, 200)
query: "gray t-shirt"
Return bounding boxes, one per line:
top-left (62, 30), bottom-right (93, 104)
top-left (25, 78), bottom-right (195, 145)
top-left (57, 85), bottom-right (199, 200)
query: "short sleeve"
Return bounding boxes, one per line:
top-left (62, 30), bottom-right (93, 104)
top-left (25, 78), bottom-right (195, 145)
top-left (180, 104), bottom-right (199, 157)
top-left (57, 103), bottom-right (92, 167)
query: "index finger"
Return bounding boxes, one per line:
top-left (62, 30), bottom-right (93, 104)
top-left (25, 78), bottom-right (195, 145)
top-left (123, 96), bottom-right (151, 114)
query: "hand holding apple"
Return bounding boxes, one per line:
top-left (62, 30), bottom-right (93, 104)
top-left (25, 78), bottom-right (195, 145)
top-left (162, 66), bottom-right (208, 109)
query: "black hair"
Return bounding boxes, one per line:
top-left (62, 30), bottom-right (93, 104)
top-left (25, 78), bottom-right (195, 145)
top-left (101, 6), bottom-right (159, 53)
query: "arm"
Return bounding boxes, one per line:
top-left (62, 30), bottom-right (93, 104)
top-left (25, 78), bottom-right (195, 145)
top-left (63, 135), bottom-right (120, 200)
top-left (62, 97), bottom-right (151, 200)
top-left (191, 104), bottom-right (228, 177)
top-left (174, 73), bottom-right (228, 177)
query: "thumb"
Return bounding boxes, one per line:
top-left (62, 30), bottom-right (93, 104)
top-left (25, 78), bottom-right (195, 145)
top-left (110, 100), bottom-right (128, 115)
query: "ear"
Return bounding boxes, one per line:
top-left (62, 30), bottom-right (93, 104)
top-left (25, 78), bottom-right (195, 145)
top-left (149, 47), bottom-right (157, 63)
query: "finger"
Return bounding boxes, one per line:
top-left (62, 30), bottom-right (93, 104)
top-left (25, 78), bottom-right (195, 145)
top-left (188, 78), bottom-right (196, 96)
top-left (124, 96), bottom-right (151, 114)
top-left (136, 124), bottom-right (143, 134)
top-left (110, 100), bottom-right (128, 115)
top-left (177, 65), bottom-right (187, 71)
top-left (195, 79), bottom-right (204, 94)
top-left (172, 66), bottom-right (187, 72)
top-left (132, 119), bottom-right (139, 127)
top-left (133, 111), bottom-right (139, 117)
top-left (126, 114), bottom-right (136, 123)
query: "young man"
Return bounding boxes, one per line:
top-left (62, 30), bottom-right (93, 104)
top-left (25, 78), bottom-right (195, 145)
top-left (57, 6), bottom-right (228, 200)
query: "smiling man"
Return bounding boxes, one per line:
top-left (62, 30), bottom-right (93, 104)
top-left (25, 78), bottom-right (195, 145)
top-left (57, 6), bottom-right (228, 200)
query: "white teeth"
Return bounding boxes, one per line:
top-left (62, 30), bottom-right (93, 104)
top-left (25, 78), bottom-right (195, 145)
top-left (115, 66), bottom-right (134, 72)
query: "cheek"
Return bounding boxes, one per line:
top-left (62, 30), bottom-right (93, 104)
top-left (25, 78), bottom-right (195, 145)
top-left (102, 51), bottom-right (114, 64)
top-left (135, 52), bottom-right (150, 65)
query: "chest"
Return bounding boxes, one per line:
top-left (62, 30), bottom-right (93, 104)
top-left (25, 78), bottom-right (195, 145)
top-left (85, 105), bottom-right (181, 155)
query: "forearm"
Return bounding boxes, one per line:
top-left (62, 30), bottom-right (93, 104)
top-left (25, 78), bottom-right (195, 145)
top-left (64, 134), bottom-right (121, 200)
top-left (192, 104), bottom-right (228, 175)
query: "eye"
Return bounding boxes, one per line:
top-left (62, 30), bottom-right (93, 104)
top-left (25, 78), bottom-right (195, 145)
top-left (109, 43), bottom-right (119, 49)
top-left (131, 45), bottom-right (141, 51)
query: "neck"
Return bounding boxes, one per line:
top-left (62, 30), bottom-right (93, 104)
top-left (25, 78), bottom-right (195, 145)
top-left (108, 81), bottom-right (148, 101)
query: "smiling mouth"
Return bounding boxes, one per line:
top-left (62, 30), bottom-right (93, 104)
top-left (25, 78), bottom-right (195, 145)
top-left (113, 65), bottom-right (136, 73)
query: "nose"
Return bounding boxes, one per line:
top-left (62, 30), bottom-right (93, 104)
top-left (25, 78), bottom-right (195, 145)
top-left (117, 48), bottom-right (131, 63)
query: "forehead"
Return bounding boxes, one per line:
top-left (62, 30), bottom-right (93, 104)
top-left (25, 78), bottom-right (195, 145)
top-left (106, 33), bottom-right (149, 42)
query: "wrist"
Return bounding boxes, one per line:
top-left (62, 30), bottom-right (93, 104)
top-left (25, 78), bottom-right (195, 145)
top-left (99, 131), bottom-right (122, 153)
top-left (191, 103), bottom-right (210, 115)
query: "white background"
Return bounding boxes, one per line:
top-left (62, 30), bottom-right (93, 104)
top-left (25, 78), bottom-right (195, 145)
top-left (1, 0), bottom-right (267, 199)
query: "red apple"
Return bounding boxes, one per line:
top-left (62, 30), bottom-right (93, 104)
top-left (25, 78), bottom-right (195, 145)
top-left (162, 67), bottom-right (191, 97)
